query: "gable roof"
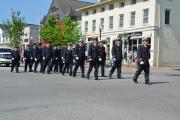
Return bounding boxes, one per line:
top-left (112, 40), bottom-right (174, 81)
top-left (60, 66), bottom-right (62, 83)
top-left (57, 0), bottom-right (94, 20)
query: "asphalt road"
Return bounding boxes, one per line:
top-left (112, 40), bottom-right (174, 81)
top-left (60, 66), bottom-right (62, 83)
top-left (0, 66), bottom-right (180, 120)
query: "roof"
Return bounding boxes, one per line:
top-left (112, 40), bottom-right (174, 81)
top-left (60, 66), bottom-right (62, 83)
top-left (77, 0), bottom-right (114, 11)
top-left (57, 0), bottom-right (94, 20)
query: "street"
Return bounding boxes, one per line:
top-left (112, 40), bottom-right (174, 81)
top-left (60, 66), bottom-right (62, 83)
top-left (0, 66), bottom-right (180, 120)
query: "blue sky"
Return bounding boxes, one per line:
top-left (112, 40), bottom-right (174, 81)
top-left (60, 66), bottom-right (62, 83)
top-left (0, 0), bottom-right (96, 25)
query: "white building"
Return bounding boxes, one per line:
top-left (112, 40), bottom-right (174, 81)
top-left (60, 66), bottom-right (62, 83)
top-left (0, 23), bottom-right (39, 48)
top-left (78, 0), bottom-right (180, 67)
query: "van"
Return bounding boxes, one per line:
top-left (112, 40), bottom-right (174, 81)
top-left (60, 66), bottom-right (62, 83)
top-left (0, 48), bottom-right (12, 67)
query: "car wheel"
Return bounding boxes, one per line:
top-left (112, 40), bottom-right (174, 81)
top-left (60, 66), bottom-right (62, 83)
top-left (6, 64), bottom-right (10, 67)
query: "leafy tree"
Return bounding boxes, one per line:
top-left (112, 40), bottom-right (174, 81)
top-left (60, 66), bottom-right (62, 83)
top-left (62, 17), bottom-right (81, 45)
top-left (40, 16), bottom-right (62, 46)
top-left (2, 10), bottom-right (24, 48)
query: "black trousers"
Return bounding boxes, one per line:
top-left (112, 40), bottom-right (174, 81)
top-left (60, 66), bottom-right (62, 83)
top-left (43, 59), bottom-right (52, 73)
top-left (62, 62), bottom-right (73, 76)
top-left (34, 60), bottom-right (40, 72)
top-left (133, 63), bottom-right (150, 82)
top-left (30, 59), bottom-right (35, 71)
top-left (57, 60), bottom-right (63, 73)
top-left (73, 60), bottom-right (85, 77)
top-left (87, 60), bottom-right (99, 79)
top-left (40, 60), bottom-right (44, 73)
top-left (109, 60), bottom-right (122, 78)
top-left (99, 61), bottom-right (105, 76)
top-left (51, 59), bottom-right (58, 72)
top-left (11, 60), bottom-right (19, 73)
top-left (24, 60), bottom-right (31, 72)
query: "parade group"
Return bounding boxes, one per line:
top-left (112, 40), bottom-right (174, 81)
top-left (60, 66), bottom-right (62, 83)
top-left (10, 37), bottom-right (151, 85)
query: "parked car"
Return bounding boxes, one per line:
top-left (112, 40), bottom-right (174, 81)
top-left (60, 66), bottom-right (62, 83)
top-left (0, 48), bottom-right (12, 67)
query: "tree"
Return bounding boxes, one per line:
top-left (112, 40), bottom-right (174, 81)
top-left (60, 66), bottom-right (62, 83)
top-left (62, 17), bottom-right (81, 45)
top-left (3, 10), bottom-right (24, 48)
top-left (40, 16), bottom-right (62, 46)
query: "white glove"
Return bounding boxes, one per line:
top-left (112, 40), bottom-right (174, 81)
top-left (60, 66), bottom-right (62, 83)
top-left (35, 58), bottom-right (37, 61)
top-left (56, 57), bottom-right (58, 60)
top-left (99, 58), bottom-right (102, 61)
top-left (31, 57), bottom-right (33, 60)
top-left (12, 58), bottom-right (14, 60)
top-left (62, 57), bottom-right (63, 59)
top-left (140, 61), bottom-right (144, 65)
top-left (43, 57), bottom-right (45, 60)
top-left (89, 59), bottom-right (92, 61)
top-left (23, 58), bottom-right (26, 61)
top-left (113, 58), bottom-right (116, 61)
top-left (76, 57), bottom-right (79, 60)
top-left (63, 59), bottom-right (65, 63)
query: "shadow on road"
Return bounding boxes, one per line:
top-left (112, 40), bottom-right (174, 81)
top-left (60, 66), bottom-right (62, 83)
top-left (150, 82), bottom-right (170, 85)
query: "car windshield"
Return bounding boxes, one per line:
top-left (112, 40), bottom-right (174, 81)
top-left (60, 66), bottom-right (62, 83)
top-left (0, 54), bottom-right (12, 59)
top-left (0, 48), bottom-right (11, 52)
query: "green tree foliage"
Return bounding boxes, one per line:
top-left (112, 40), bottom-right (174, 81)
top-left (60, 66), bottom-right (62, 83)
top-left (62, 17), bottom-right (81, 45)
top-left (40, 16), bottom-right (81, 46)
top-left (3, 10), bottom-right (24, 48)
top-left (40, 16), bottom-right (62, 46)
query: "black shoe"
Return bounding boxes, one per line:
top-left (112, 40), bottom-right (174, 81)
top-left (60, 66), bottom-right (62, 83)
top-left (145, 81), bottom-right (151, 85)
top-left (29, 70), bottom-right (33, 72)
top-left (109, 75), bottom-right (112, 79)
top-left (87, 76), bottom-right (90, 80)
top-left (95, 78), bottom-right (99, 80)
top-left (133, 79), bottom-right (138, 84)
top-left (101, 75), bottom-right (106, 77)
top-left (81, 75), bottom-right (85, 78)
top-left (118, 77), bottom-right (124, 79)
top-left (47, 72), bottom-right (51, 74)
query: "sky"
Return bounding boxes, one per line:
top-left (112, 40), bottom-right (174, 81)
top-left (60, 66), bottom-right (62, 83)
top-left (0, 0), bottom-right (96, 25)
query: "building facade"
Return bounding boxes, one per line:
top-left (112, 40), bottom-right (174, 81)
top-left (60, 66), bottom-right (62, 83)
top-left (78, 0), bottom-right (180, 67)
top-left (0, 23), bottom-right (39, 48)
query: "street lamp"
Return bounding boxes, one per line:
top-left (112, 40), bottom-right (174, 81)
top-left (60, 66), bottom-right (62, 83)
top-left (99, 24), bottom-right (103, 41)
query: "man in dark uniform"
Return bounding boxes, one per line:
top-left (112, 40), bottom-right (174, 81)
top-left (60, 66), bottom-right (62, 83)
top-left (73, 40), bottom-right (86, 78)
top-left (109, 38), bottom-right (123, 79)
top-left (56, 44), bottom-right (63, 73)
top-left (11, 47), bottom-right (20, 73)
top-left (33, 43), bottom-right (43, 73)
top-left (98, 41), bottom-right (106, 77)
top-left (62, 43), bottom-right (73, 76)
top-left (87, 38), bottom-right (100, 80)
top-left (23, 45), bottom-right (32, 72)
top-left (42, 43), bottom-right (53, 74)
top-left (30, 44), bottom-right (36, 72)
top-left (51, 45), bottom-right (58, 72)
top-left (133, 37), bottom-right (151, 85)
top-left (38, 43), bottom-right (44, 73)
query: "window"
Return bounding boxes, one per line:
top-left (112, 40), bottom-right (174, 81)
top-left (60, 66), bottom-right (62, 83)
top-left (130, 11), bottom-right (136, 26)
top-left (109, 16), bottom-right (113, 29)
top-left (143, 8), bottom-right (149, 24)
top-left (93, 9), bottom-right (96, 14)
top-left (165, 9), bottom-right (171, 25)
top-left (109, 4), bottom-right (114, 10)
top-left (119, 14), bottom-right (124, 28)
top-left (85, 11), bottom-right (89, 16)
top-left (120, 2), bottom-right (125, 7)
top-left (100, 18), bottom-right (104, 30)
top-left (131, 0), bottom-right (136, 4)
top-left (85, 21), bottom-right (88, 32)
top-left (101, 7), bottom-right (105, 12)
top-left (92, 20), bottom-right (96, 31)
top-left (24, 39), bottom-right (29, 43)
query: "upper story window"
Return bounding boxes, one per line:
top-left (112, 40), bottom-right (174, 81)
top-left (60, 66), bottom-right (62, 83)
top-left (109, 4), bottom-right (114, 10)
top-left (109, 16), bottom-right (113, 29)
top-left (92, 20), bottom-right (96, 31)
top-left (85, 11), bottom-right (89, 16)
top-left (93, 9), bottom-right (97, 14)
top-left (130, 11), bottom-right (136, 26)
top-left (101, 7), bottom-right (105, 12)
top-left (119, 14), bottom-right (124, 28)
top-left (100, 18), bottom-right (105, 30)
top-left (143, 8), bottom-right (149, 24)
top-left (165, 9), bottom-right (171, 25)
top-left (120, 2), bottom-right (125, 8)
top-left (85, 21), bottom-right (88, 32)
top-left (131, 0), bottom-right (136, 4)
